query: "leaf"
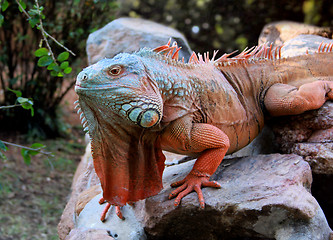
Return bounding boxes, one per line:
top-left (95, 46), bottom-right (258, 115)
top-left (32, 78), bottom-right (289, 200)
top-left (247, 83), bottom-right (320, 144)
top-left (0, 151), bottom-right (7, 160)
top-left (0, 14), bottom-right (4, 27)
top-left (21, 149), bottom-right (31, 165)
top-left (0, 140), bottom-right (7, 152)
top-left (57, 52), bottom-right (69, 62)
top-left (2, 1), bottom-right (9, 11)
top-left (18, 0), bottom-right (26, 12)
top-left (17, 97), bottom-right (34, 116)
top-left (17, 97), bottom-right (33, 109)
top-left (64, 67), bottom-right (72, 74)
top-left (60, 61), bottom-right (69, 69)
top-left (28, 143), bottom-right (44, 156)
top-left (50, 71), bottom-right (58, 77)
top-left (30, 143), bottom-right (44, 149)
top-left (35, 48), bottom-right (49, 57)
top-left (7, 88), bottom-right (22, 97)
top-left (29, 17), bottom-right (39, 28)
top-left (47, 62), bottom-right (57, 70)
top-left (37, 56), bottom-right (53, 67)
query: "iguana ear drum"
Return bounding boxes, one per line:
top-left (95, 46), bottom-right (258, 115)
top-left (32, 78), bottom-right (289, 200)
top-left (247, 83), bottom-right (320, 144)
top-left (128, 107), bottom-right (161, 128)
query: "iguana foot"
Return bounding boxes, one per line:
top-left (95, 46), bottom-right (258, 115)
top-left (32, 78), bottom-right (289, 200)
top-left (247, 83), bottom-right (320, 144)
top-left (168, 172), bottom-right (221, 208)
top-left (99, 197), bottom-right (125, 221)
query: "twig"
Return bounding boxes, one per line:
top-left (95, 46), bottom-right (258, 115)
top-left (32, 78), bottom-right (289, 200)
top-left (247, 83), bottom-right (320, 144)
top-left (0, 104), bottom-right (22, 109)
top-left (15, 0), bottom-right (76, 57)
top-left (1, 140), bottom-right (54, 157)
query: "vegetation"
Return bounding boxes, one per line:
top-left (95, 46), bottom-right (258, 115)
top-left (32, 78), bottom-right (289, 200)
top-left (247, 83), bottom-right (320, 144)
top-left (0, 0), bottom-right (118, 138)
top-left (119, 0), bottom-right (333, 53)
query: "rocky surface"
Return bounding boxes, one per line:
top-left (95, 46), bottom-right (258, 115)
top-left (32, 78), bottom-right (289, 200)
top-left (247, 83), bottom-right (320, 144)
top-left (143, 154), bottom-right (331, 240)
top-left (57, 144), bottom-right (100, 240)
top-left (86, 17), bottom-right (192, 65)
top-left (258, 21), bottom-right (333, 47)
top-left (281, 34), bottom-right (333, 58)
top-left (58, 151), bottom-right (332, 240)
top-left (269, 102), bottom-right (333, 174)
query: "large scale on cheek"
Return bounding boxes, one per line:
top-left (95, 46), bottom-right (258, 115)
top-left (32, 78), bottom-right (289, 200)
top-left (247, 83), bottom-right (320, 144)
top-left (140, 109), bottom-right (160, 128)
top-left (127, 107), bottom-right (160, 128)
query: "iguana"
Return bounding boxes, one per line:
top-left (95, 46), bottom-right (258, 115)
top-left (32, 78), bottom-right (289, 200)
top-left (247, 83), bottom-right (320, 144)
top-left (74, 39), bottom-right (333, 221)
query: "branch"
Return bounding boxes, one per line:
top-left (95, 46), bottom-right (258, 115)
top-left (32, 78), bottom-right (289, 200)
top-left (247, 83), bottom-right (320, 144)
top-left (15, 0), bottom-right (76, 57)
top-left (1, 140), bottom-right (53, 156)
top-left (0, 104), bottom-right (22, 109)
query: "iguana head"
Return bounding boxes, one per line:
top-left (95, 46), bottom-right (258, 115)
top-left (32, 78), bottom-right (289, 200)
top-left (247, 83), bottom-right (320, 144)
top-left (75, 53), bottom-right (163, 129)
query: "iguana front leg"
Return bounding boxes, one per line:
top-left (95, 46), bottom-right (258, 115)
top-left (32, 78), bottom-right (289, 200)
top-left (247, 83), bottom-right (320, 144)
top-left (264, 79), bottom-right (333, 116)
top-left (99, 197), bottom-right (124, 221)
top-left (161, 118), bottom-right (230, 208)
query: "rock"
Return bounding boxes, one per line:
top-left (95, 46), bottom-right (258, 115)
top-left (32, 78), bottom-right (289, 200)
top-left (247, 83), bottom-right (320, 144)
top-left (59, 150), bottom-right (333, 239)
top-left (258, 21), bottom-right (333, 47)
top-left (58, 144), bottom-right (100, 239)
top-left (86, 17), bottom-right (192, 65)
top-left (142, 154), bottom-right (332, 240)
top-left (65, 228), bottom-right (114, 240)
top-left (76, 192), bottom-right (146, 240)
top-left (281, 34), bottom-right (333, 58)
top-left (269, 101), bottom-right (333, 174)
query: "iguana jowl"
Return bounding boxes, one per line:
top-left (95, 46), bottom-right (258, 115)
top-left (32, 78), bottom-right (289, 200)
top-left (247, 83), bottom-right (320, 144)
top-left (75, 40), bottom-right (333, 221)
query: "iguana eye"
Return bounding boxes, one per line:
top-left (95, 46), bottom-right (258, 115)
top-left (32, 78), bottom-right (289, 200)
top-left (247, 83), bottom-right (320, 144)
top-left (108, 66), bottom-right (123, 76)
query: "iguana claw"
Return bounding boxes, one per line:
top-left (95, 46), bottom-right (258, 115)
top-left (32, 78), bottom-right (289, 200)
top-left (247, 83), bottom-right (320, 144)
top-left (99, 197), bottom-right (125, 221)
top-left (168, 173), bottom-right (221, 208)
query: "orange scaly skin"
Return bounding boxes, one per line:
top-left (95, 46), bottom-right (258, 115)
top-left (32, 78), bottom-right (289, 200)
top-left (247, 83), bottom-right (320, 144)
top-left (74, 40), bottom-right (333, 221)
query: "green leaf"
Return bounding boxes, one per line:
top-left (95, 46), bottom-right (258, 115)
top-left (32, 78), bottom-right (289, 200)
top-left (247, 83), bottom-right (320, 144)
top-left (60, 61), bottom-right (69, 69)
top-left (0, 151), bottom-right (7, 160)
top-left (35, 48), bottom-right (49, 57)
top-left (51, 64), bottom-right (61, 72)
top-left (21, 149), bottom-right (31, 165)
top-left (18, 0), bottom-right (26, 12)
top-left (57, 52), bottom-right (69, 62)
top-left (50, 70), bottom-right (58, 77)
top-left (30, 107), bottom-right (34, 116)
top-left (7, 88), bottom-right (22, 97)
top-left (30, 143), bottom-right (44, 149)
top-left (29, 143), bottom-right (45, 156)
top-left (57, 72), bottom-right (64, 77)
top-left (17, 97), bottom-right (33, 108)
top-left (64, 67), bottom-right (72, 74)
top-left (29, 17), bottom-right (39, 28)
top-left (47, 62), bottom-right (57, 70)
top-left (0, 140), bottom-right (7, 152)
top-left (2, 0), bottom-right (9, 11)
top-left (37, 56), bottom-right (53, 67)
top-left (17, 97), bottom-right (34, 116)
top-left (0, 14), bottom-right (4, 27)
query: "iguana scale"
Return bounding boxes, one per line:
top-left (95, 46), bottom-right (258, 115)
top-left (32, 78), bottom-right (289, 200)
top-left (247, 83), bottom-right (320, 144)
top-left (74, 39), bottom-right (333, 221)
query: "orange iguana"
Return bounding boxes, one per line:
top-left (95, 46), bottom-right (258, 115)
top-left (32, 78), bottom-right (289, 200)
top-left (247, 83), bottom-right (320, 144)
top-left (74, 39), bottom-right (333, 221)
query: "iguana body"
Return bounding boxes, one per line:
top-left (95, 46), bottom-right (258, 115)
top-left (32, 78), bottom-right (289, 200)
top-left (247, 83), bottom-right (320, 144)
top-left (75, 40), bottom-right (333, 221)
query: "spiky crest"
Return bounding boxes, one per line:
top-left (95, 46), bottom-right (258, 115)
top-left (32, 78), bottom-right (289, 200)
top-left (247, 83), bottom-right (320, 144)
top-left (318, 42), bottom-right (333, 53)
top-left (153, 39), bottom-right (286, 68)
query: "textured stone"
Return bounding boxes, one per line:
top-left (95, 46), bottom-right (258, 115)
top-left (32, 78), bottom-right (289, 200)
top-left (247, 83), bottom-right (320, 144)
top-left (58, 144), bottom-right (100, 239)
top-left (65, 228), bottom-right (114, 240)
top-left (281, 34), bottom-right (333, 58)
top-left (76, 192), bottom-right (146, 240)
top-left (270, 102), bottom-right (333, 174)
top-left (86, 17), bottom-right (192, 65)
top-left (142, 154), bottom-right (332, 240)
top-left (258, 21), bottom-right (332, 47)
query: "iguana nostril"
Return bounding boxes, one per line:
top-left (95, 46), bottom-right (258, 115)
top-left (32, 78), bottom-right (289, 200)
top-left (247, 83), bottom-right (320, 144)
top-left (76, 72), bottom-right (88, 83)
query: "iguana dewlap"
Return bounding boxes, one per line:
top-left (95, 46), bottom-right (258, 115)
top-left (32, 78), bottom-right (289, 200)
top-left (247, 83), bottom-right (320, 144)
top-left (74, 40), bottom-right (333, 221)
